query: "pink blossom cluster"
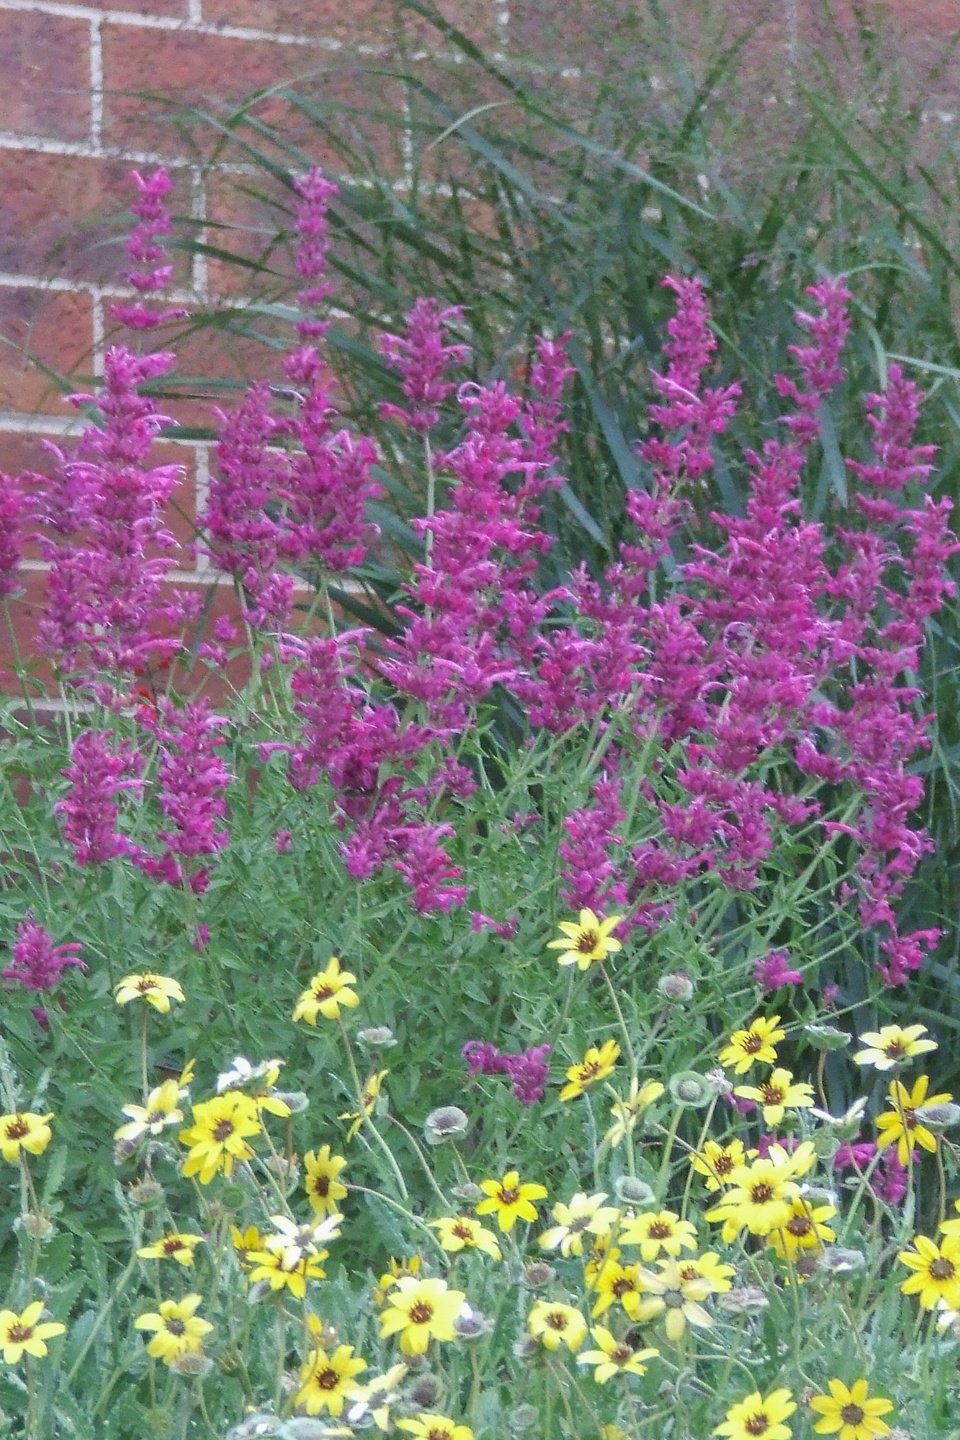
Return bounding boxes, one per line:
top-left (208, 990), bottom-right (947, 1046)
top-left (462, 1039), bottom-right (551, 1106)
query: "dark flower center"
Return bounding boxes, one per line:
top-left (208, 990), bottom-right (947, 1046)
top-left (576, 930), bottom-right (599, 952)
top-left (743, 1034), bottom-right (764, 1054)
top-left (786, 1216), bottom-right (812, 1237)
top-left (7, 1324), bottom-right (31, 1343)
top-left (409, 1303), bottom-right (433, 1324)
top-left (163, 1237), bottom-right (186, 1253)
top-left (316, 1367), bottom-right (340, 1390)
top-left (546, 1310), bottom-right (568, 1329)
top-left (499, 1187), bottom-right (519, 1205)
top-left (314, 1176), bottom-right (330, 1196)
top-left (313, 984), bottom-right (334, 1000)
top-left (744, 1415), bottom-right (769, 1437)
top-left (612, 1276), bottom-right (636, 1297)
top-left (884, 1041), bottom-right (906, 1058)
top-left (5, 1119), bottom-right (28, 1140)
top-left (840, 1404), bottom-right (865, 1425)
top-left (930, 1258), bottom-right (956, 1281)
top-left (212, 1120), bottom-right (235, 1142)
top-left (649, 1221), bottom-right (671, 1239)
top-left (611, 1344), bottom-right (633, 1364)
top-left (663, 1290), bottom-right (684, 1308)
top-left (714, 1153), bottom-right (734, 1175)
top-left (165, 1318), bottom-right (186, 1336)
top-left (453, 1222), bottom-right (472, 1239)
top-left (750, 1182), bottom-right (774, 1204)
top-left (761, 1085), bottom-right (785, 1105)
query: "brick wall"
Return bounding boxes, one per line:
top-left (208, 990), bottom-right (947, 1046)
top-left (0, 0), bottom-right (957, 696)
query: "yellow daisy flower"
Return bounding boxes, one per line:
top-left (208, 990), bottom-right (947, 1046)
top-left (429, 1215), bottom-right (502, 1260)
top-left (295, 1344), bottom-right (367, 1416)
top-left (705, 1146), bottom-right (810, 1240)
top-left (115, 1079), bottom-right (186, 1143)
top-left (526, 1299), bottom-right (588, 1352)
top-left (734, 1067), bottom-right (815, 1125)
top-left (230, 1224), bottom-right (264, 1269)
top-left (345, 1362), bottom-right (408, 1432)
top-left (339, 1070), bottom-right (387, 1143)
top-left (0, 1301), bottom-right (65, 1363)
top-left (546, 909), bottom-right (623, 971)
top-left (718, 1014), bottom-right (786, 1074)
top-left (114, 973), bottom-right (184, 1013)
top-left (538, 1191), bottom-right (618, 1257)
top-left (714, 1388), bottom-right (796, 1440)
top-left (898, 1233), bottom-right (960, 1310)
top-left (768, 1196), bottom-right (836, 1263)
top-left (631, 1259), bottom-right (714, 1342)
top-left (559, 1039), bottom-right (621, 1101)
top-left (178, 1090), bottom-right (262, 1183)
top-left (397, 1415), bottom-right (474, 1440)
top-left (577, 1325), bottom-right (659, 1383)
top-left (674, 1251), bottom-right (736, 1294)
top-left (604, 1078), bottom-right (665, 1146)
top-left (853, 1023), bottom-right (936, 1071)
top-left (137, 1232), bottom-right (205, 1266)
top-left (378, 1276), bottom-right (466, 1356)
top-left (304, 1145), bottom-right (348, 1216)
top-left (247, 1246), bottom-right (328, 1299)
top-left (475, 1169), bottom-right (547, 1232)
top-left (809, 1377), bottom-right (893, 1438)
top-left (689, 1138), bottom-right (750, 1191)
top-left (293, 956), bottom-right (360, 1024)
top-left (618, 1208), bottom-right (697, 1262)
top-left (134, 1294), bottom-right (213, 1365)
top-left (590, 1260), bottom-right (644, 1320)
top-left (0, 1111), bottom-right (53, 1164)
top-left (876, 1074), bottom-right (953, 1164)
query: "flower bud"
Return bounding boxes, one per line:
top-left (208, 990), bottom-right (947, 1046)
top-left (127, 1176), bottom-right (165, 1209)
top-left (409, 1373), bottom-right (443, 1409)
top-left (914, 1102), bottom-right (960, 1133)
top-left (657, 971), bottom-right (694, 1002)
top-left (812, 1131), bottom-right (840, 1161)
top-left (820, 1247), bottom-right (866, 1276)
top-left (423, 1106), bottom-right (470, 1145)
top-left (509, 1404), bottom-right (541, 1431)
top-left (16, 1211), bottom-right (55, 1241)
top-left (705, 1067), bottom-right (734, 1097)
top-left (357, 1026), bottom-right (396, 1049)
top-left (668, 1071), bottom-right (714, 1108)
top-left (615, 1176), bottom-right (656, 1206)
top-left (521, 1261), bottom-right (555, 1289)
top-left (804, 1023), bottom-right (850, 1052)
top-left (451, 1181), bottom-right (484, 1203)
top-left (274, 1090), bottom-right (310, 1114)
top-left (286, 1420), bottom-right (343, 1440)
top-left (225, 1413), bottom-right (280, 1440)
top-left (454, 1303), bottom-right (492, 1339)
top-left (717, 1286), bottom-right (769, 1315)
top-left (169, 1350), bottom-right (213, 1378)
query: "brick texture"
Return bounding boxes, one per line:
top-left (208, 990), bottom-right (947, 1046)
top-left (0, 10), bottom-right (91, 143)
top-left (1, 0), bottom-right (958, 692)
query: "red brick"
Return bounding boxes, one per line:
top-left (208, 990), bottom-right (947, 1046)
top-left (202, 0), bottom-right (499, 52)
top-left (101, 24), bottom-right (407, 173)
top-left (0, 12), bottom-right (91, 143)
top-left (100, 0), bottom-right (188, 14)
top-left (201, 172), bottom-right (294, 300)
top-left (0, 153), bottom-right (192, 288)
top-left (0, 287), bottom-right (95, 417)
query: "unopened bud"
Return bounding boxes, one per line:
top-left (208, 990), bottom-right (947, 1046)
top-left (717, 1286), bottom-right (769, 1315)
top-left (451, 1181), bottom-right (484, 1203)
top-left (169, 1349), bottom-right (213, 1378)
top-left (274, 1090), bottom-right (309, 1114)
top-left (16, 1211), bottom-right (55, 1241)
top-left (669, 1071), bottom-right (713, 1108)
top-left (914, 1102), bottom-right (960, 1133)
top-left (510, 1404), bottom-right (541, 1431)
top-left (409, 1373), bottom-right (443, 1409)
top-left (821, 1247), bottom-right (866, 1276)
top-left (357, 1026), bottom-right (396, 1049)
top-left (424, 1106), bottom-right (469, 1145)
top-left (804, 1023), bottom-right (850, 1052)
top-left (521, 1261), bottom-right (555, 1289)
top-left (657, 971), bottom-right (694, 1002)
top-left (127, 1177), bottom-right (165, 1209)
top-left (615, 1176), bottom-right (656, 1206)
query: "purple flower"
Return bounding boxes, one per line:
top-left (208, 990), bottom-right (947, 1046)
top-left (753, 949), bottom-right (803, 991)
top-left (57, 729), bottom-right (143, 866)
top-left (110, 167), bottom-right (188, 331)
top-left (2, 917), bottom-right (84, 993)
top-left (379, 298), bottom-right (470, 432)
top-left (461, 1040), bottom-right (551, 1106)
top-left (135, 698), bottom-right (232, 889)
